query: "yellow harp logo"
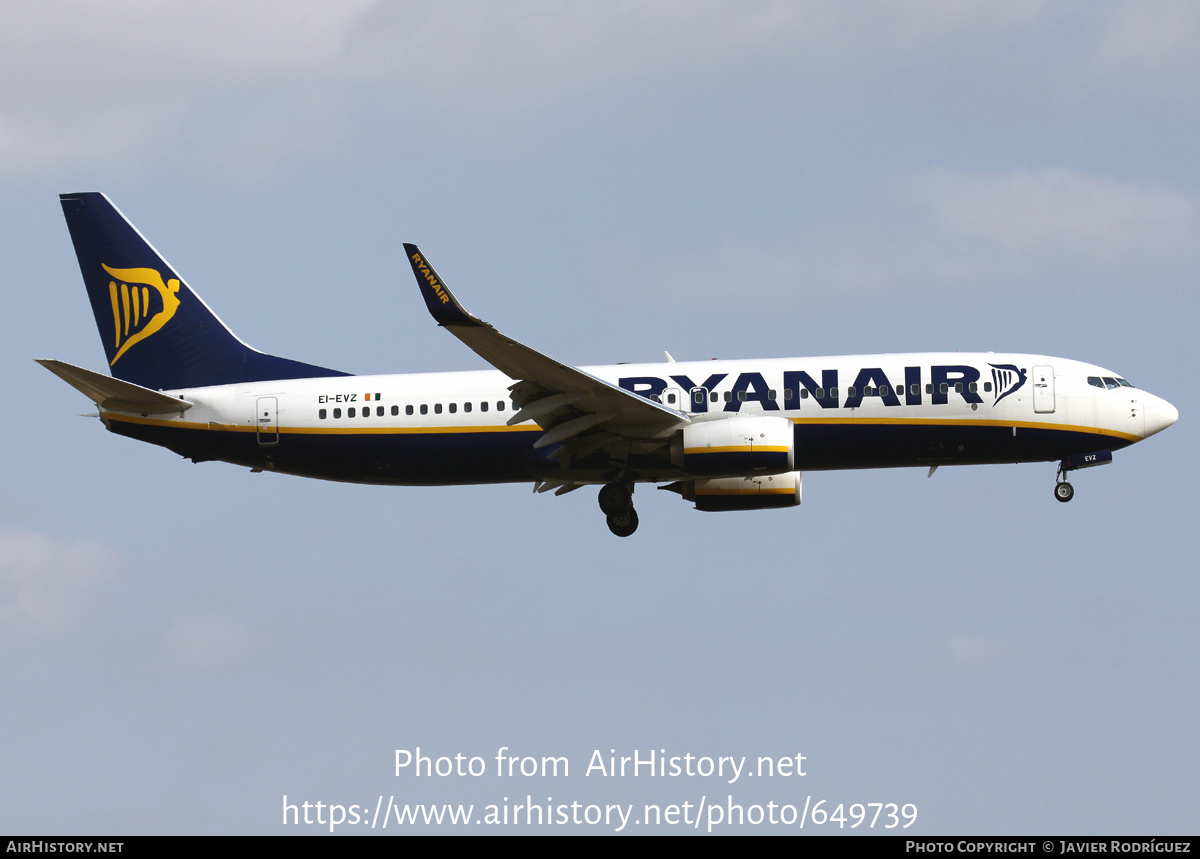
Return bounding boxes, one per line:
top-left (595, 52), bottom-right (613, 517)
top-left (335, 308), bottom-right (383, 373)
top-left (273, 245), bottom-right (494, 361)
top-left (102, 264), bottom-right (181, 365)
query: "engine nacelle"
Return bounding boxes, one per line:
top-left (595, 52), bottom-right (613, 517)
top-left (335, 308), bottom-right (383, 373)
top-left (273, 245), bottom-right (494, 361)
top-left (673, 470), bottom-right (803, 512)
top-left (680, 415), bottom-right (795, 477)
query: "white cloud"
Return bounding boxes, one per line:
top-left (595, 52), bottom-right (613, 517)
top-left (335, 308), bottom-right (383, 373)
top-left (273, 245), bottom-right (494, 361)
top-left (620, 167), bottom-right (1200, 308)
top-left (0, 0), bottom-right (373, 178)
top-left (0, 1), bottom-right (1197, 179)
top-left (0, 527), bottom-right (116, 637)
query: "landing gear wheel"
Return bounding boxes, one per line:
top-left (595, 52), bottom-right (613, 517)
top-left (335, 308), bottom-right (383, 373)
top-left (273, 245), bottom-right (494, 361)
top-left (598, 482), bottom-right (632, 516)
top-left (606, 507), bottom-right (639, 537)
top-left (1054, 481), bottom-right (1074, 503)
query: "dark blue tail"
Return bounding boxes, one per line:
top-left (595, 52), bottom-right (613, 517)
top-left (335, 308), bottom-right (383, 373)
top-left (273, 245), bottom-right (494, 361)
top-left (60, 192), bottom-right (349, 390)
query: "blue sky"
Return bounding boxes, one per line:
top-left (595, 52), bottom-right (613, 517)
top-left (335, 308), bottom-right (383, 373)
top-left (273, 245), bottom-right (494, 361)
top-left (2, 1), bottom-right (1196, 834)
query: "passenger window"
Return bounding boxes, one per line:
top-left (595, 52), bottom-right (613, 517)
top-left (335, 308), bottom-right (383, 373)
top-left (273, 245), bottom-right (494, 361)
top-left (939, 383), bottom-right (948, 394)
top-left (497, 401), bottom-right (506, 411)
top-left (984, 382), bottom-right (992, 392)
top-left (480, 401), bottom-right (488, 412)
top-left (815, 388), bottom-right (824, 399)
top-left (847, 386), bottom-right (857, 398)
top-left (926, 384), bottom-right (933, 394)
top-left (800, 389), bottom-right (809, 399)
top-left (879, 386), bottom-right (888, 396)
top-left (319, 408), bottom-right (327, 420)
top-left (910, 384), bottom-right (918, 396)
top-left (768, 389), bottom-right (777, 400)
top-left (710, 391), bottom-right (718, 402)
top-left (737, 391), bottom-right (747, 401)
top-left (968, 382), bottom-right (977, 393)
top-left (333, 408), bottom-right (341, 419)
top-left (955, 382), bottom-right (963, 393)
top-left (829, 388), bottom-right (838, 399)
top-left (405, 405), bottom-right (413, 415)
top-left (449, 403), bottom-right (457, 413)
top-left (420, 404), bottom-right (428, 415)
top-left (377, 406), bottom-right (384, 416)
top-left (464, 402), bottom-right (472, 413)
top-left (665, 392), bottom-right (676, 405)
top-left (724, 391), bottom-right (732, 402)
top-left (435, 403), bottom-right (443, 414)
top-left (348, 407), bottom-right (356, 417)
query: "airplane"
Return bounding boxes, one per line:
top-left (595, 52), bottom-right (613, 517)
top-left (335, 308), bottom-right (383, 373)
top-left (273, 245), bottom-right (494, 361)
top-left (42, 192), bottom-right (1179, 537)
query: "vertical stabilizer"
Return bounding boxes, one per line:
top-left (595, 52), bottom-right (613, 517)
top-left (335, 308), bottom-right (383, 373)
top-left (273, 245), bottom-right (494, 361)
top-left (59, 192), bottom-right (348, 390)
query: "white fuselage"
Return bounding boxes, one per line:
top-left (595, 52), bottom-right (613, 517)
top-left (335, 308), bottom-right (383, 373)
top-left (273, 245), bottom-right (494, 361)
top-left (100, 352), bottom-right (1177, 486)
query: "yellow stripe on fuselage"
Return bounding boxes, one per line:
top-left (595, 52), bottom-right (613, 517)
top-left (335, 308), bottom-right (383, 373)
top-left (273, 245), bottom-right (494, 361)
top-left (100, 412), bottom-right (541, 435)
top-left (787, 415), bottom-right (1141, 443)
top-left (99, 412), bottom-right (1142, 443)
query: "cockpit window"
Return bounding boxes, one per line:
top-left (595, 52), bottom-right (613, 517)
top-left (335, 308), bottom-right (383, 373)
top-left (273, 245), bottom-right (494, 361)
top-left (1089, 375), bottom-right (1136, 390)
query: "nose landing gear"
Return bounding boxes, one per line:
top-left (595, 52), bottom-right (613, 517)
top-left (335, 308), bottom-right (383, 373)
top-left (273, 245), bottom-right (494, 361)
top-left (1053, 450), bottom-right (1113, 503)
top-left (1054, 462), bottom-right (1075, 502)
top-left (598, 481), bottom-right (638, 536)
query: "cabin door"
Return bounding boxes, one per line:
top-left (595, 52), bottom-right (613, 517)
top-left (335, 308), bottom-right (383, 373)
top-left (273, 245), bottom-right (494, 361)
top-left (256, 396), bottom-right (279, 446)
top-left (1032, 366), bottom-right (1055, 414)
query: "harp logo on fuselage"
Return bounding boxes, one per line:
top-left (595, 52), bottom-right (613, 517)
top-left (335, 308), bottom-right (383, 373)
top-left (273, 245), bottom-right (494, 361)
top-left (989, 363), bottom-right (1028, 405)
top-left (102, 264), bottom-right (181, 365)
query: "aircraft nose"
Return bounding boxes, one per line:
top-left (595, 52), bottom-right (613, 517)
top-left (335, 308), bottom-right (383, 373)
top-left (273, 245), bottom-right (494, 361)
top-left (1143, 396), bottom-right (1179, 438)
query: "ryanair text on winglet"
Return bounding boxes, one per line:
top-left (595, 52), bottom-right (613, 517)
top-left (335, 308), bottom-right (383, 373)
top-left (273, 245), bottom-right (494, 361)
top-left (411, 252), bottom-right (451, 305)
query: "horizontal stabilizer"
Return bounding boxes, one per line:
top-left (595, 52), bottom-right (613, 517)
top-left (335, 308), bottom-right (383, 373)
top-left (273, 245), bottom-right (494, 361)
top-left (37, 359), bottom-right (192, 415)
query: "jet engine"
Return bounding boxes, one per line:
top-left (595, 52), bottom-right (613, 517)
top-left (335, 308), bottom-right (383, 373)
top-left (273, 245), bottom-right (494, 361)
top-left (665, 470), bottom-right (803, 511)
top-left (679, 415), bottom-right (795, 477)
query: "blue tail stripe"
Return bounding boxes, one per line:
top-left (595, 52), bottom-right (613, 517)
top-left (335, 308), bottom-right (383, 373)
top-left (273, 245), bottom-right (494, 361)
top-left (60, 192), bottom-right (350, 390)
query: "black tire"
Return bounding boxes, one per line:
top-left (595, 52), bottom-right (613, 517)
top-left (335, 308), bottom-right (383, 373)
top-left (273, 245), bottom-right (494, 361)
top-left (1055, 481), bottom-right (1074, 503)
top-left (606, 507), bottom-right (639, 537)
top-left (598, 482), bottom-right (632, 516)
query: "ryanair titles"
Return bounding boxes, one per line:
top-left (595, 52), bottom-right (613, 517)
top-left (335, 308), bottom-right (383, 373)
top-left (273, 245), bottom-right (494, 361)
top-left (619, 363), bottom-right (1027, 413)
top-left (409, 250), bottom-right (451, 305)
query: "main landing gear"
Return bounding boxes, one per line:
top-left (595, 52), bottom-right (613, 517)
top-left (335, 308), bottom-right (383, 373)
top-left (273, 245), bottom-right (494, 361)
top-left (598, 481), bottom-right (638, 537)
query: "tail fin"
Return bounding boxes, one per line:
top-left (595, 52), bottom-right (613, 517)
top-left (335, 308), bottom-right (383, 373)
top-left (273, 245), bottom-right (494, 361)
top-left (59, 192), bottom-right (349, 390)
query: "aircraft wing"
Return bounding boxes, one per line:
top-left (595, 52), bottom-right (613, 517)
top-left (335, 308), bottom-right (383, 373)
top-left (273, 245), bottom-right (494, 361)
top-left (403, 244), bottom-right (688, 456)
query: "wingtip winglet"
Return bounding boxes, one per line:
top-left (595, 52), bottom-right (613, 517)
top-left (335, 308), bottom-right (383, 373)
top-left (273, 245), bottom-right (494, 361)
top-left (403, 243), bottom-right (483, 328)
